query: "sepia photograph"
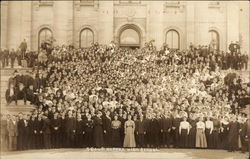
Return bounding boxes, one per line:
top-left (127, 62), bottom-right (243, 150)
top-left (0, 0), bottom-right (249, 159)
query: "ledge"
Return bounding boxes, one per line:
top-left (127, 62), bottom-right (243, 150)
top-left (39, 1), bottom-right (53, 7)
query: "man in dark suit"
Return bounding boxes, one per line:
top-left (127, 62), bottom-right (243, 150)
top-left (25, 85), bottom-right (37, 104)
top-left (135, 114), bottom-right (146, 148)
top-left (75, 114), bottom-right (84, 148)
top-left (239, 118), bottom-right (248, 153)
top-left (102, 111), bottom-right (112, 147)
top-left (227, 116), bottom-right (240, 152)
top-left (65, 111), bottom-right (76, 148)
top-left (17, 83), bottom-right (27, 105)
top-left (28, 114), bottom-right (37, 149)
top-left (17, 113), bottom-right (29, 150)
top-left (151, 114), bottom-right (161, 148)
top-left (42, 115), bottom-right (51, 149)
top-left (83, 114), bottom-right (94, 147)
top-left (161, 112), bottom-right (172, 148)
top-left (51, 113), bottom-right (61, 148)
top-left (35, 114), bottom-right (44, 149)
top-left (172, 113), bottom-right (181, 148)
top-left (229, 41), bottom-right (235, 53)
top-left (2, 49), bottom-right (9, 68)
top-left (145, 115), bottom-right (152, 148)
top-left (9, 49), bottom-right (16, 68)
top-left (19, 39), bottom-right (27, 59)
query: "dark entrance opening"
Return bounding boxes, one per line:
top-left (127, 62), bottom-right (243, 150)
top-left (119, 26), bottom-right (141, 49)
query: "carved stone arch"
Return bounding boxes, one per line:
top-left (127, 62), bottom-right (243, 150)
top-left (208, 26), bottom-right (222, 51)
top-left (77, 25), bottom-right (98, 48)
top-left (115, 22), bottom-right (146, 47)
top-left (36, 24), bottom-right (54, 50)
top-left (164, 26), bottom-right (184, 50)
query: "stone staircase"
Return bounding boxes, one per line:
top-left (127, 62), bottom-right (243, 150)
top-left (0, 68), bottom-right (36, 115)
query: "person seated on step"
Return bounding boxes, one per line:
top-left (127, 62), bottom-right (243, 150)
top-left (25, 85), bottom-right (38, 105)
top-left (5, 83), bottom-right (18, 105)
top-left (16, 83), bottom-right (27, 105)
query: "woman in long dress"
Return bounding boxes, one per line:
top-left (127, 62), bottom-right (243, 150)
top-left (179, 116), bottom-right (190, 148)
top-left (111, 115), bottom-right (122, 147)
top-left (123, 115), bottom-right (136, 148)
top-left (196, 117), bottom-right (207, 148)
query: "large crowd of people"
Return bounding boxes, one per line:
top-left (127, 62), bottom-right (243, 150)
top-left (0, 40), bottom-right (249, 153)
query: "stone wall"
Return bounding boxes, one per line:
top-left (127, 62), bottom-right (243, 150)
top-left (0, 1), bottom-right (249, 52)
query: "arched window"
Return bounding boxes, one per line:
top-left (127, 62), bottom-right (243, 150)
top-left (166, 29), bottom-right (180, 50)
top-left (80, 28), bottom-right (94, 48)
top-left (209, 30), bottom-right (219, 51)
top-left (119, 28), bottom-right (140, 48)
top-left (38, 28), bottom-right (52, 50)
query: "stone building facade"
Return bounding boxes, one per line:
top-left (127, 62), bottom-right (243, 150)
top-left (1, 1), bottom-right (249, 52)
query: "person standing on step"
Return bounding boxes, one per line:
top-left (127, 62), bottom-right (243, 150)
top-left (9, 49), bottom-right (16, 68)
top-left (7, 115), bottom-right (18, 151)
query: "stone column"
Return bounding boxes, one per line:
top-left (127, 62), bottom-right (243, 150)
top-left (185, 1), bottom-right (195, 49)
top-left (226, 2), bottom-right (239, 51)
top-left (7, 1), bottom-right (22, 49)
top-left (1, 1), bottom-right (8, 49)
top-left (238, 2), bottom-right (249, 54)
top-left (21, 1), bottom-right (32, 50)
top-left (196, 2), bottom-right (210, 46)
top-left (53, 1), bottom-right (74, 46)
top-left (147, 1), bottom-right (164, 49)
top-left (98, 1), bottom-right (113, 45)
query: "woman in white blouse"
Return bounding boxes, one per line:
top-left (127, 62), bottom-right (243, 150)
top-left (179, 116), bottom-right (190, 148)
top-left (196, 117), bottom-right (207, 148)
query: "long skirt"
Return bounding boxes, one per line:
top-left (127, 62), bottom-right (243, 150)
top-left (212, 130), bottom-right (219, 149)
top-left (179, 129), bottom-right (188, 148)
top-left (196, 129), bottom-right (207, 148)
top-left (188, 128), bottom-right (196, 148)
top-left (112, 128), bottom-right (121, 147)
top-left (205, 128), bottom-right (213, 148)
top-left (123, 127), bottom-right (136, 148)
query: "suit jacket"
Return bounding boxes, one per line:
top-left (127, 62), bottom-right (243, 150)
top-left (29, 119), bottom-right (36, 134)
top-left (161, 117), bottom-right (172, 132)
top-left (102, 115), bottom-right (112, 132)
top-left (75, 119), bottom-right (84, 134)
top-left (42, 118), bottom-right (51, 134)
top-left (65, 117), bottom-right (76, 133)
top-left (51, 118), bottom-right (61, 133)
top-left (84, 119), bottom-right (94, 132)
top-left (135, 119), bottom-right (146, 134)
top-left (18, 119), bottom-right (29, 135)
top-left (7, 120), bottom-right (18, 137)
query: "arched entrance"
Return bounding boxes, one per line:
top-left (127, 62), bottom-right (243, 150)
top-left (118, 25), bottom-right (141, 49)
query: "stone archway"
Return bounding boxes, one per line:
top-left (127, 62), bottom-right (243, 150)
top-left (115, 23), bottom-right (145, 49)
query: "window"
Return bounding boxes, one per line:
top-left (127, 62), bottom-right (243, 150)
top-left (120, 28), bottom-right (140, 47)
top-left (38, 28), bottom-right (52, 50)
top-left (209, 30), bottom-right (220, 51)
top-left (80, 28), bottom-right (94, 48)
top-left (165, 29), bottom-right (180, 49)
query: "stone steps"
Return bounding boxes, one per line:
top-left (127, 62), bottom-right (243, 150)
top-left (0, 67), bottom-right (34, 115)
